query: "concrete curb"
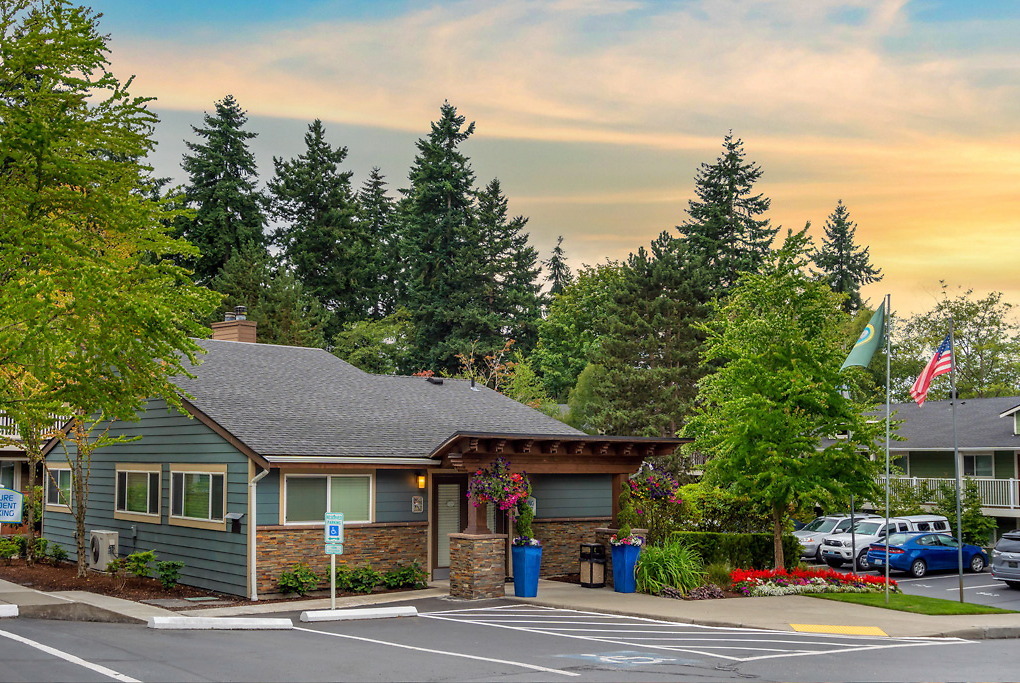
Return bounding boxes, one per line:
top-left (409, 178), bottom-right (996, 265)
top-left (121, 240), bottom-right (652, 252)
top-left (147, 616), bottom-right (293, 630)
top-left (0, 605), bottom-right (17, 618)
top-left (300, 606), bottom-right (418, 622)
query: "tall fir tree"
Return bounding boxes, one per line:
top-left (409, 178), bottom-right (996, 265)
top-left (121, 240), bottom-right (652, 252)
top-left (543, 235), bottom-right (574, 296)
top-left (268, 119), bottom-right (367, 336)
top-left (178, 95), bottom-right (267, 283)
top-left (357, 167), bottom-right (401, 318)
top-left (584, 233), bottom-right (712, 439)
top-left (399, 101), bottom-right (481, 373)
top-left (811, 200), bottom-right (882, 313)
top-left (679, 132), bottom-right (777, 292)
top-left (472, 178), bottom-right (543, 353)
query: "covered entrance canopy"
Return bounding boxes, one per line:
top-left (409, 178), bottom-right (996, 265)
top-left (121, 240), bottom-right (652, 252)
top-left (429, 431), bottom-right (689, 535)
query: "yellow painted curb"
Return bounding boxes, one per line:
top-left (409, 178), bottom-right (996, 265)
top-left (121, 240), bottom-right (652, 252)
top-left (790, 624), bottom-right (888, 636)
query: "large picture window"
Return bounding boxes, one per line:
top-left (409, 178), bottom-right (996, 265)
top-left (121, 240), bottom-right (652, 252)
top-left (116, 469), bottom-right (160, 516)
top-left (46, 468), bottom-right (72, 507)
top-left (284, 475), bottom-right (371, 524)
top-left (171, 471), bottom-right (225, 521)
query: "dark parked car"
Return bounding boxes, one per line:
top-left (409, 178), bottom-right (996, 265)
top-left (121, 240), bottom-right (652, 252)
top-left (990, 530), bottom-right (1020, 589)
top-left (866, 532), bottom-right (987, 578)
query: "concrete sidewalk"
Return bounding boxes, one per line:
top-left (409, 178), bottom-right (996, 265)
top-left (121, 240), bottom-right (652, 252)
top-left (4, 576), bottom-right (1020, 639)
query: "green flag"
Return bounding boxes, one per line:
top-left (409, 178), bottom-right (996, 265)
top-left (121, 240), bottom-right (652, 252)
top-left (841, 305), bottom-right (885, 370)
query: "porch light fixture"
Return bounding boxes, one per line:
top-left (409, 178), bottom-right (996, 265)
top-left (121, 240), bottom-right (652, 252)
top-left (417, 473), bottom-right (426, 489)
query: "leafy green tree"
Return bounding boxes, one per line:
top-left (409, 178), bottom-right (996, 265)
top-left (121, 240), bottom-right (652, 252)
top-left (565, 362), bottom-right (604, 433)
top-left (586, 233), bottom-right (712, 439)
top-left (178, 94), bottom-right (267, 283)
top-left (0, 0), bottom-right (219, 574)
top-left (399, 102), bottom-right (480, 373)
top-left (684, 229), bottom-right (882, 569)
top-left (332, 309), bottom-right (414, 374)
top-left (269, 119), bottom-right (368, 336)
top-left (502, 353), bottom-right (560, 417)
top-left (678, 132), bottom-right (777, 293)
top-left (357, 167), bottom-right (401, 317)
top-left (811, 200), bottom-right (882, 313)
top-left (933, 479), bottom-right (997, 546)
top-left (543, 235), bottom-right (573, 296)
top-left (891, 284), bottom-right (1020, 401)
top-left (209, 245), bottom-right (328, 348)
top-left (473, 178), bottom-right (543, 352)
top-left (533, 262), bottom-right (625, 400)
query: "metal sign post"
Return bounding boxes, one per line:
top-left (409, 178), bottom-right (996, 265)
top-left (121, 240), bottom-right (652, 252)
top-left (324, 512), bottom-right (344, 610)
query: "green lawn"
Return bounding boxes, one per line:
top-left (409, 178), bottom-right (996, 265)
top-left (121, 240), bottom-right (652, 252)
top-left (807, 592), bottom-right (1016, 615)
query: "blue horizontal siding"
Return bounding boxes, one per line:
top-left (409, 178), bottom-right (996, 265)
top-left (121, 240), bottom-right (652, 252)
top-left (531, 474), bottom-right (611, 518)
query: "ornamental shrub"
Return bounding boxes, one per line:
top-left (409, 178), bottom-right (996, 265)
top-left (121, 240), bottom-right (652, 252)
top-left (669, 531), bottom-right (800, 570)
top-left (123, 550), bottom-right (157, 579)
top-left (277, 563), bottom-right (320, 595)
top-left (334, 564), bottom-right (381, 594)
top-left (156, 561), bottom-right (185, 590)
top-left (381, 562), bottom-right (428, 590)
top-left (0, 537), bottom-right (17, 565)
top-left (48, 543), bottom-right (68, 566)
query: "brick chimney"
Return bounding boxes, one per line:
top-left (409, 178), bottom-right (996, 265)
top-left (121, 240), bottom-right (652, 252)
top-left (211, 306), bottom-right (257, 343)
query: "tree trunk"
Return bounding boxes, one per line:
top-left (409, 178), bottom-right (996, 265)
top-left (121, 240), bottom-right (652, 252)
top-left (772, 506), bottom-right (785, 570)
top-left (23, 446), bottom-right (36, 565)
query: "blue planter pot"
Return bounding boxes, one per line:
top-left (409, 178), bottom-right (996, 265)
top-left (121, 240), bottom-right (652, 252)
top-left (511, 545), bottom-right (543, 597)
top-left (611, 544), bottom-right (641, 593)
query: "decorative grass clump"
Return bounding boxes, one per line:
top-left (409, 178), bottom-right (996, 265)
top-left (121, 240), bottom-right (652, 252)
top-left (635, 538), bottom-right (705, 596)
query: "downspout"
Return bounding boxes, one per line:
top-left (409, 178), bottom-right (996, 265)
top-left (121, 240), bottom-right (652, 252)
top-left (249, 466), bottom-right (270, 601)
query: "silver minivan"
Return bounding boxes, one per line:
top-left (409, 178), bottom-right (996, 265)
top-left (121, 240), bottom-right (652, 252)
top-left (990, 531), bottom-right (1020, 589)
top-left (794, 513), bottom-right (879, 562)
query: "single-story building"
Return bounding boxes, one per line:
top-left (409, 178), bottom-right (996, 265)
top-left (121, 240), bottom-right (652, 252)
top-left (883, 395), bottom-right (1020, 537)
top-left (41, 316), bottom-right (682, 597)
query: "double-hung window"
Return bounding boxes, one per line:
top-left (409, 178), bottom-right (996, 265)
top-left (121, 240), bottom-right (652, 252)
top-left (45, 468), bottom-right (72, 508)
top-left (171, 469), bottom-right (225, 523)
top-left (115, 466), bottom-right (160, 519)
top-left (284, 474), bottom-right (372, 524)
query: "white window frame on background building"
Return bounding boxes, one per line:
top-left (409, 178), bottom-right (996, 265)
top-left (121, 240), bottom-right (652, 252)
top-left (44, 466), bottom-right (72, 511)
top-left (282, 473), bottom-right (373, 525)
top-left (963, 452), bottom-right (994, 478)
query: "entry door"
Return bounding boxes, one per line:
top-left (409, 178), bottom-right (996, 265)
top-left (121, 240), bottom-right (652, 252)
top-left (435, 482), bottom-right (463, 569)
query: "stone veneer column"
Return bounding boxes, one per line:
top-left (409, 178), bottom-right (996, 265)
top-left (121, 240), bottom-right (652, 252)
top-left (449, 533), bottom-right (506, 599)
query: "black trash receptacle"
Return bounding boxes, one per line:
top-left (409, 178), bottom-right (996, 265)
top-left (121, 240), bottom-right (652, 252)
top-left (579, 543), bottom-right (606, 588)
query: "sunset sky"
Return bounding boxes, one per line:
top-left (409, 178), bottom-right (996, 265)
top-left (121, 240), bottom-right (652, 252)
top-left (91, 0), bottom-right (1020, 318)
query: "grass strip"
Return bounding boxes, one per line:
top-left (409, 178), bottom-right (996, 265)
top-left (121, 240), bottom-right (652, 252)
top-left (807, 592), bottom-right (1016, 615)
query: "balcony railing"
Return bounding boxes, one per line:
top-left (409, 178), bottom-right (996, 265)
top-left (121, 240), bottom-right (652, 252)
top-left (0, 412), bottom-right (68, 442)
top-left (881, 476), bottom-right (1020, 510)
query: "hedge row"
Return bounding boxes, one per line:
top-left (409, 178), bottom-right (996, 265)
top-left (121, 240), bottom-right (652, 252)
top-left (669, 531), bottom-right (800, 570)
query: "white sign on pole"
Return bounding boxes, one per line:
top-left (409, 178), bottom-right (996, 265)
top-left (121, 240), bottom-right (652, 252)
top-left (0, 488), bottom-right (23, 524)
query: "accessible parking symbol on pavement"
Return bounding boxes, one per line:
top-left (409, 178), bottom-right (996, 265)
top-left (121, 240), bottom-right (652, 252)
top-left (558, 651), bottom-right (700, 667)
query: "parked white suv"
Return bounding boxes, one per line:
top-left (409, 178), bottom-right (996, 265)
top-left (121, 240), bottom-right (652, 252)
top-left (821, 515), bottom-right (951, 571)
top-left (794, 514), bottom-right (879, 563)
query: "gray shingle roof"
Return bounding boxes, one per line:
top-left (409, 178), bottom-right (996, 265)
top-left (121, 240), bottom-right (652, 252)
top-left (887, 396), bottom-right (1020, 450)
top-left (174, 340), bottom-right (584, 459)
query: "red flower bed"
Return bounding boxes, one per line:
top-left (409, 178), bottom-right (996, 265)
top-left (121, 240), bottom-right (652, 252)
top-left (730, 567), bottom-right (896, 588)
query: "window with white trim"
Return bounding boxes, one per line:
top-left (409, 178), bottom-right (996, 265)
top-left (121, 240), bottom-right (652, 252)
top-left (284, 474), bottom-right (372, 524)
top-left (46, 468), bottom-right (72, 506)
top-left (171, 471), bottom-right (224, 521)
top-left (116, 469), bottom-right (160, 516)
top-left (963, 453), bottom-right (993, 477)
top-left (0, 462), bottom-right (15, 490)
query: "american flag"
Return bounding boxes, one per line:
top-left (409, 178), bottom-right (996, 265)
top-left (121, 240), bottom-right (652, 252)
top-left (910, 333), bottom-right (953, 407)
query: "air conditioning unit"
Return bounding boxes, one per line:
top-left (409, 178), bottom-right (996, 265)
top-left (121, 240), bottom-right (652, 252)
top-left (88, 530), bottom-right (118, 571)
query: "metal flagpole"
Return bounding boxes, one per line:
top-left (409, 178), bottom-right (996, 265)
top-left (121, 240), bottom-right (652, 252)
top-left (950, 317), bottom-right (964, 602)
top-left (884, 295), bottom-right (892, 603)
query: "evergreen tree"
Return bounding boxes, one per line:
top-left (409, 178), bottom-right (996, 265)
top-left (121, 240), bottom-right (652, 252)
top-left (268, 119), bottom-right (367, 337)
top-left (543, 235), bottom-right (573, 296)
top-left (473, 178), bottom-right (543, 352)
top-left (586, 234), bottom-right (712, 439)
top-left (357, 167), bottom-right (401, 317)
top-left (811, 200), bottom-right (882, 313)
top-left (679, 132), bottom-right (777, 292)
top-left (399, 101), bottom-right (481, 373)
top-left (178, 95), bottom-right (267, 283)
top-left (209, 245), bottom-right (328, 348)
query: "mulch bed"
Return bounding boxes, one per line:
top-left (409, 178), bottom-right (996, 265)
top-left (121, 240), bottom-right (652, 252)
top-left (0, 559), bottom-right (424, 611)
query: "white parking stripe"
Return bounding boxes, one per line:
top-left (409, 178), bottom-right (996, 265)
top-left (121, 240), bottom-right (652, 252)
top-left (947, 584), bottom-right (1002, 590)
top-left (293, 626), bottom-right (579, 677)
top-left (423, 606), bottom-right (972, 663)
top-left (0, 629), bottom-right (140, 683)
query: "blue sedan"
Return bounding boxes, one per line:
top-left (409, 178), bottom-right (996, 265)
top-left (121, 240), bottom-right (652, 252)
top-left (867, 532), bottom-right (988, 578)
